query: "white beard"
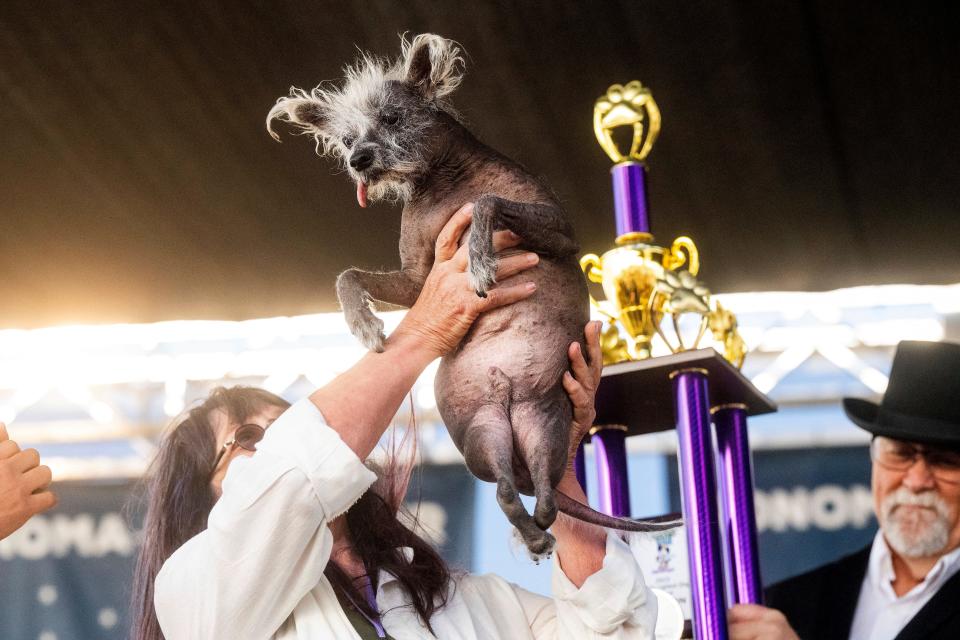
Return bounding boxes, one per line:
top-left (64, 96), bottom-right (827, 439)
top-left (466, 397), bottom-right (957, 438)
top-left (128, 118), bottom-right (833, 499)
top-left (880, 486), bottom-right (951, 558)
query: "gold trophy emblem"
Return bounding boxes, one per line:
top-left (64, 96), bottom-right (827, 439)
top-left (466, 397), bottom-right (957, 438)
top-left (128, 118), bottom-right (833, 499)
top-left (593, 80), bottom-right (661, 164)
top-left (582, 81), bottom-right (746, 368)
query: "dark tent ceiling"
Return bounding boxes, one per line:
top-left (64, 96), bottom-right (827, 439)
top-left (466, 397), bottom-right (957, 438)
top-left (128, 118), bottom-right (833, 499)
top-left (2, 1), bottom-right (959, 327)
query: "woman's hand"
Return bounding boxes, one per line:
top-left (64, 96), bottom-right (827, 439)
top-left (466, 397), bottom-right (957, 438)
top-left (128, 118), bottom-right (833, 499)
top-left (562, 320), bottom-right (603, 467)
top-left (394, 203), bottom-right (540, 359)
top-left (551, 320), bottom-right (606, 587)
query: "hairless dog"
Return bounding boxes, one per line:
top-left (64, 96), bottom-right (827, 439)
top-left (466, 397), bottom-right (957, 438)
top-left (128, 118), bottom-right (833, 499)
top-left (268, 34), bottom-right (678, 556)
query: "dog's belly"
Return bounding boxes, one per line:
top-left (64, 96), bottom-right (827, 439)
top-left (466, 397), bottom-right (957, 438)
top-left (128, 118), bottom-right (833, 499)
top-left (434, 258), bottom-right (589, 478)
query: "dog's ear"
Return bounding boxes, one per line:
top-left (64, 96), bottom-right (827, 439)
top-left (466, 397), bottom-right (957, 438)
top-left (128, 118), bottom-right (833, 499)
top-left (266, 93), bottom-right (329, 141)
top-left (401, 33), bottom-right (465, 101)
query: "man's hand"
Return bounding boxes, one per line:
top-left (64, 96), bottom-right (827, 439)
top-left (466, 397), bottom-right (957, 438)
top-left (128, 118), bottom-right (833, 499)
top-left (728, 604), bottom-right (800, 640)
top-left (0, 422), bottom-right (57, 540)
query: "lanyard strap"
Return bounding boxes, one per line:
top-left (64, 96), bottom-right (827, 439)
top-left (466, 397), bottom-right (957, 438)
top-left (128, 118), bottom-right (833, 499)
top-left (364, 581), bottom-right (387, 639)
top-left (340, 581), bottom-right (387, 639)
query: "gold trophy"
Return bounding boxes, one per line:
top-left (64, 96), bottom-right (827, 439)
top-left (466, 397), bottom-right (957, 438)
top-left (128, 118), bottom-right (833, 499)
top-left (581, 81), bottom-right (746, 368)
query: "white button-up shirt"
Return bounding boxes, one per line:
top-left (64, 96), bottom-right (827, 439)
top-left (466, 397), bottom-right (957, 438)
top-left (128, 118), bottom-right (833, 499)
top-left (849, 530), bottom-right (960, 640)
top-left (154, 398), bottom-right (658, 639)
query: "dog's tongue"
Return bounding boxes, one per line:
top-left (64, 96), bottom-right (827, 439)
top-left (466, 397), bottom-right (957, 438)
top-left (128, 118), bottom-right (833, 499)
top-left (356, 180), bottom-right (368, 208)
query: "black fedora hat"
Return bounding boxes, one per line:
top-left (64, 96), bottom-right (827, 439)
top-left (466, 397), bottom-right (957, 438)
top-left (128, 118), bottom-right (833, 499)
top-left (843, 340), bottom-right (960, 448)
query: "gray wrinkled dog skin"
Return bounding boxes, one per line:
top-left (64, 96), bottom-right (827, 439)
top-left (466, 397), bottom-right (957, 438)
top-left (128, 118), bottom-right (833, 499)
top-left (268, 34), bottom-right (678, 555)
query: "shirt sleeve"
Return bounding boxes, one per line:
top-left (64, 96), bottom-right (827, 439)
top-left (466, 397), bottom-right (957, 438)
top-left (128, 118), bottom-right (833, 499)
top-left (518, 532), bottom-right (658, 639)
top-left (153, 398), bottom-right (378, 640)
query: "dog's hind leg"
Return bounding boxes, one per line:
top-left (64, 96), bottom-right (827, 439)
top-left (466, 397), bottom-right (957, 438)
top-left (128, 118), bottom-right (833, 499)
top-left (512, 393), bottom-right (570, 534)
top-left (461, 367), bottom-right (556, 558)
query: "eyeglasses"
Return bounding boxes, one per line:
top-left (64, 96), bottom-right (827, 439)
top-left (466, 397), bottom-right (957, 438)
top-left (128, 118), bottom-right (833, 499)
top-left (210, 423), bottom-right (266, 478)
top-left (870, 436), bottom-right (960, 484)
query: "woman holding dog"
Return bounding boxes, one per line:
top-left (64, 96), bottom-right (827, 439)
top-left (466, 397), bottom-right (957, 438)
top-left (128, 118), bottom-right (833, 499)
top-left (131, 206), bottom-right (659, 639)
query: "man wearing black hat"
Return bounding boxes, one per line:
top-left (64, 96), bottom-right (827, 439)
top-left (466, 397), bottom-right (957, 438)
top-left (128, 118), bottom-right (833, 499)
top-left (728, 341), bottom-right (960, 640)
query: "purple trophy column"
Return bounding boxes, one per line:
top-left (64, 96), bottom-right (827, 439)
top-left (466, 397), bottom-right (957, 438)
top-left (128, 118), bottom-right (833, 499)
top-left (611, 163), bottom-right (650, 235)
top-left (672, 368), bottom-right (728, 640)
top-left (714, 404), bottom-right (763, 605)
top-left (591, 425), bottom-right (631, 516)
top-left (574, 439), bottom-right (587, 492)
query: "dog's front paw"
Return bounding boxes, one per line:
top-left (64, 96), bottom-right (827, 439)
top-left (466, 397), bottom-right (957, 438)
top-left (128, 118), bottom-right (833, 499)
top-left (346, 307), bottom-right (386, 352)
top-left (468, 249), bottom-right (498, 298)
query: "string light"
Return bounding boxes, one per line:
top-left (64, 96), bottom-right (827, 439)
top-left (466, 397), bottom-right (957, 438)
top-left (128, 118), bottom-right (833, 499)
top-left (1, 283), bottom-right (957, 478)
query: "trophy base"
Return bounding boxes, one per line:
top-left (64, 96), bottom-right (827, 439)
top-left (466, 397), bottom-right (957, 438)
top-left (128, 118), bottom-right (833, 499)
top-left (593, 347), bottom-right (776, 437)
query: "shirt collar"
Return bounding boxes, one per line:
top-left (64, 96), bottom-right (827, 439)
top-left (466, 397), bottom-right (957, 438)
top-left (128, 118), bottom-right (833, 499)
top-left (376, 546), bottom-right (415, 589)
top-left (868, 529), bottom-right (960, 600)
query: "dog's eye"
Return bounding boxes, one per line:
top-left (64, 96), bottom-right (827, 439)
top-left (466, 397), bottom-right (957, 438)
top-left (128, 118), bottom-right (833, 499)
top-left (382, 110), bottom-right (400, 126)
top-left (342, 135), bottom-right (354, 148)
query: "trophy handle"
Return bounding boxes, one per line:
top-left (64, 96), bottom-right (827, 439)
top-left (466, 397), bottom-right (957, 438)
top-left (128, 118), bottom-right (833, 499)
top-left (664, 236), bottom-right (700, 276)
top-left (579, 254), bottom-right (616, 319)
top-left (580, 254), bottom-right (605, 284)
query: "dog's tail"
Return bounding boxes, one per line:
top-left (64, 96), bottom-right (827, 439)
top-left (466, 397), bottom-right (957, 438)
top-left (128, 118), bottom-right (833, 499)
top-left (556, 491), bottom-right (683, 532)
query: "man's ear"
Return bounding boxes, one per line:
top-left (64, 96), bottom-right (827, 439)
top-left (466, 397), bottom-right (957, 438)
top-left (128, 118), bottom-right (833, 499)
top-left (401, 33), bottom-right (465, 102)
top-left (266, 93), bottom-right (328, 141)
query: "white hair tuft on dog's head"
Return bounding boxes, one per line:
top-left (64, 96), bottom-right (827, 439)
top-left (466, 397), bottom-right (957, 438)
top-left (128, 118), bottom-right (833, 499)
top-left (399, 33), bottom-right (466, 101)
top-left (265, 88), bottom-right (328, 143)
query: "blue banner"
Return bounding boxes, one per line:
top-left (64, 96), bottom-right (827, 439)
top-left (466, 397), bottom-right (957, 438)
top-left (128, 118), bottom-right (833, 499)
top-left (668, 445), bottom-right (877, 587)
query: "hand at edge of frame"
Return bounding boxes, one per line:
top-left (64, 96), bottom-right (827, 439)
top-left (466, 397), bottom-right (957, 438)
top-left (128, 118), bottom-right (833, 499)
top-left (0, 422), bottom-right (57, 540)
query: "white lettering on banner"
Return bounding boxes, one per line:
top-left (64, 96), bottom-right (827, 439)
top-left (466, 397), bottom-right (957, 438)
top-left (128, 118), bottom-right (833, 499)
top-left (754, 484), bottom-right (875, 533)
top-left (51, 514), bottom-right (97, 557)
top-left (0, 513), bottom-right (137, 561)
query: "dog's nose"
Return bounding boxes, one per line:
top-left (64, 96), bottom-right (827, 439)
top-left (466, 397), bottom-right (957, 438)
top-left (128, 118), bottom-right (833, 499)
top-left (350, 150), bottom-right (374, 171)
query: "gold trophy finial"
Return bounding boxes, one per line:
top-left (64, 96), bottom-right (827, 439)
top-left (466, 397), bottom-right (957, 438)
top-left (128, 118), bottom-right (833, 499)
top-left (593, 81), bottom-right (661, 164)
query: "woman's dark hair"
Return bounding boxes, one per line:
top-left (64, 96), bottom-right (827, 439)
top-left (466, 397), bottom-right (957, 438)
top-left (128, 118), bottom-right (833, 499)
top-left (130, 386), bottom-right (451, 639)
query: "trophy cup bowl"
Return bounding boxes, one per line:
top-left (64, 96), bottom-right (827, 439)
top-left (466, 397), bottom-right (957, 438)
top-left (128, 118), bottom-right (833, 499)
top-left (581, 234), bottom-right (700, 361)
